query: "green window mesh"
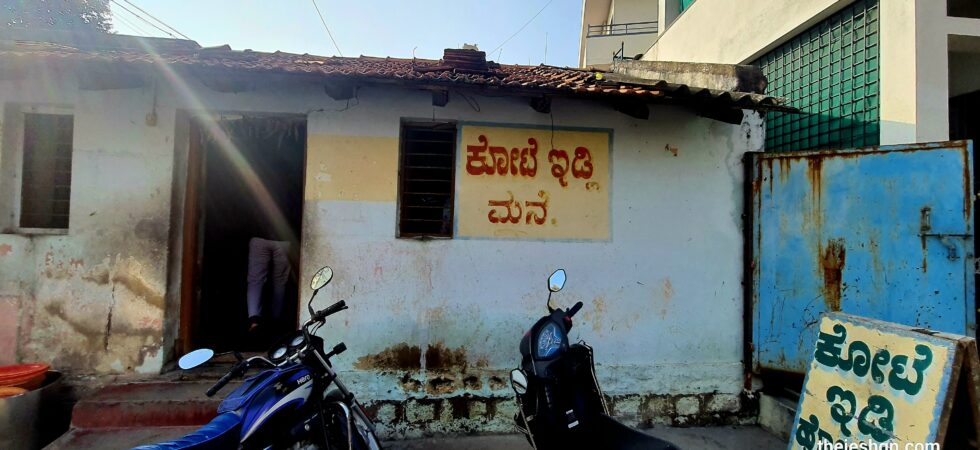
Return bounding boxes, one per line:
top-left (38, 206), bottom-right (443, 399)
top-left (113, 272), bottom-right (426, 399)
top-left (755, 0), bottom-right (880, 152)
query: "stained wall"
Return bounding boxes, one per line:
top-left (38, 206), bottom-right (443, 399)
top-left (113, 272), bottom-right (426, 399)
top-left (0, 62), bottom-right (763, 434)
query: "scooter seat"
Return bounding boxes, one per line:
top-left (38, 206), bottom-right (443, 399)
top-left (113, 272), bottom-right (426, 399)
top-left (131, 412), bottom-right (242, 450)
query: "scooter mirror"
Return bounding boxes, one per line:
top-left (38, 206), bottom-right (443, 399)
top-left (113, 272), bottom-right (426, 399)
top-left (510, 369), bottom-right (529, 395)
top-left (178, 348), bottom-right (215, 370)
top-left (311, 266), bottom-right (334, 291)
top-left (548, 269), bottom-right (566, 293)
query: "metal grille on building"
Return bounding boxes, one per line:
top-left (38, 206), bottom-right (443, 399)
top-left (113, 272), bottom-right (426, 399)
top-left (755, 0), bottom-right (880, 152)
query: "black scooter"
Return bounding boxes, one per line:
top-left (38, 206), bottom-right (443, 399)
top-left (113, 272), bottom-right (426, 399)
top-left (510, 269), bottom-right (678, 450)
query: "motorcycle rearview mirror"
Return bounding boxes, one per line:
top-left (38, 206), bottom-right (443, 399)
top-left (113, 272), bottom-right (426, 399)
top-left (548, 269), bottom-right (566, 292)
top-left (546, 269), bottom-right (566, 312)
top-left (510, 369), bottom-right (528, 395)
top-left (310, 266), bottom-right (334, 291)
top-left (178, 348), bottom-right (215, 370)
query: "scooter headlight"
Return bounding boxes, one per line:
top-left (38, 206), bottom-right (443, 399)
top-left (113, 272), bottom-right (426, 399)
top-left (510, 369), bottom-right (528, 395)
top-left (535, 322), bottom-right (562, 359)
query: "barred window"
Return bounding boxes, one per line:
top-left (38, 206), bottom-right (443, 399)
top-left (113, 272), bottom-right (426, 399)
top-left (397, 122), bottom-right (456, 238)
top-left (20, 113), bottom-right (73, 229)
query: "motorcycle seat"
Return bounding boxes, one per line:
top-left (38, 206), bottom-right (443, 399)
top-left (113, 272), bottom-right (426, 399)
top-left (131, 412), bottom-right (242, 450)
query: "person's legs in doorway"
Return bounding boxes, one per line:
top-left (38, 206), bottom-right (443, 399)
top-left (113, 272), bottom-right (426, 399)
top-left (269, 241), bottom-right (290, 324)
top-left (246, 237), bottom-right (273, 332)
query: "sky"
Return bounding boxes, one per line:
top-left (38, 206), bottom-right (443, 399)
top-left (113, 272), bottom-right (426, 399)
top-left (109, 0), bottom-right (583, 68)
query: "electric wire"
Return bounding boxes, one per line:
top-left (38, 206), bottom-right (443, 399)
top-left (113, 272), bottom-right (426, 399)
top-left (109, 0), bottom-right (177, 38)
top-left (310, 0), bottom-right (344, 57)
top-left (488, 0), bottom-right (554, 59)
top-left (120, 0), bottom-right (192, 40)
top-left (114, 12), bottom-right (151, 36)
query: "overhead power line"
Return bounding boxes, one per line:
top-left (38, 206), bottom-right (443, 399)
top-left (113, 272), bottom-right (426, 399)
top-left (114, 12), bottom-right (151, 36)
top-left (120, 0), bottom-right (192, 40)
top-left (109, 0), bottom-right (178, 39)
top-left (488, 0), bottom-right (554, 59)
top-left (311, 0), bottom-right (344, 57)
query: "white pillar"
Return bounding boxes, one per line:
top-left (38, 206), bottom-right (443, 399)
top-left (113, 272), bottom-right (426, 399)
top-left (879, 0), bottom-right (919, 145)
top-left (914, 0), bottom-right (951, 143)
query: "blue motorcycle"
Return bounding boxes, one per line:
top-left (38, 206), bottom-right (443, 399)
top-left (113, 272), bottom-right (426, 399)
top-left (136, 266), bottom-right (382, 450)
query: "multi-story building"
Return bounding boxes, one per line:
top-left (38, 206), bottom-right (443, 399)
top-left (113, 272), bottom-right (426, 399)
top-left (579, 0), bottom-right (659, 68)
top-left (630, 0), bottom-right (980, 151)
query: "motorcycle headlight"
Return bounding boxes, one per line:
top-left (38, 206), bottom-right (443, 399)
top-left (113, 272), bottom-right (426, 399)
top-left (535, 322), bottom-right (562, 359)
top-left (271, 346), bottom-right (288, 360)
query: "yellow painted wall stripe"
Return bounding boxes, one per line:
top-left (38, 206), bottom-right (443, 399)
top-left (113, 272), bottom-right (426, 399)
top-left (305, 134), bottom-right (399, 202)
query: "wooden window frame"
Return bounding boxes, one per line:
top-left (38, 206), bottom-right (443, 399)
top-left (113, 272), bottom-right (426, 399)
top-left (396, 120), bottom-right (457, 239)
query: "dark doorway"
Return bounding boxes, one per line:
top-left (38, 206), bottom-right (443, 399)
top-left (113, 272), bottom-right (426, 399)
top-left (189, 115), bottom-right (306, 352)
top-left (950, 90), bottom-right (980, 338)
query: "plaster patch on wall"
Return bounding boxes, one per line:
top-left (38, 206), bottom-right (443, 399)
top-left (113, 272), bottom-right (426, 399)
top-left (136, 347), bottom-right (163, 374)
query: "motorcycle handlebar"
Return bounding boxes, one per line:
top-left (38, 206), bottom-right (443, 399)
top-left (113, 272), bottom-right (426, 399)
top-left (313, 300), bottom-right (348, 322)
top-left (567, 301), bottom-right (583, 318)
top-left (207, 361), bottom-right (245, 397)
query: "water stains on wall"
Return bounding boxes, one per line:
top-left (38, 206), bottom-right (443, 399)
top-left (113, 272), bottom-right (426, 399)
top-left (28, 251), bottom-right (168, 374)
top-left (354, 343), bottom-right (422, 371)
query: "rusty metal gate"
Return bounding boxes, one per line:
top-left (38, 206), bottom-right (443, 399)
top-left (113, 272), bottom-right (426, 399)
top-left (747, 141), bottom-right (976, 373)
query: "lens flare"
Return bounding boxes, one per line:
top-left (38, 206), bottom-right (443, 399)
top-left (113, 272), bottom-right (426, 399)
top-left (132, 38), bottom-right (299, 246)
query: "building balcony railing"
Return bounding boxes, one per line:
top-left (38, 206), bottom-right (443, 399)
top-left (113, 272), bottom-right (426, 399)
top-left (587, 21), bottom-right (659, 37)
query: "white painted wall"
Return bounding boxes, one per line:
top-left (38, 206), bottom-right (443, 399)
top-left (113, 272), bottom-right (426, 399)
top-left (610, 0), bottom-right (658, 24)
top-left (878, 0), bottom-right (980, 144)
top-left (878, 0), bottom-right (918, 145)
top-left (580, 0), bottom-right (612, 67)
top-left (584, 33), bottom-right (658, 67)
top-left (645, 0), bottom-right (852, 64)
top-left (0, 73), bottom-right (176, 372)
top-left (0, 68), bottom-right (341, 372)
top-left (302, 90), bottom-right (762, 401)
top-left (0, 62), bottom-right (762, 433)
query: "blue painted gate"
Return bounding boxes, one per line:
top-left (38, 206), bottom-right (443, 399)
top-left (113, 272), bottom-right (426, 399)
top-left (749, 141), bottom-right (976, 373)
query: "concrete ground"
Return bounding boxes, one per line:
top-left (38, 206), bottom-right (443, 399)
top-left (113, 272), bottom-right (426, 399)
top-left (49, 425), bottom-right (784, 449)
top-left (385, 426), bottom-right (785, 450)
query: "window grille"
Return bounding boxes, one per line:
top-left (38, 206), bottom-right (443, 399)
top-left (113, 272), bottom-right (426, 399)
top-left (398, 122), bottom-right (456, 238)
top-left (20, 113), bottom-right (73, 229)
top-left (755, 0), bottom-right (880, 152)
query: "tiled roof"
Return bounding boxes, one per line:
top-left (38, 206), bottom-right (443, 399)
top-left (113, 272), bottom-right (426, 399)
top-left (0, 41), bottom-right (794, 112)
